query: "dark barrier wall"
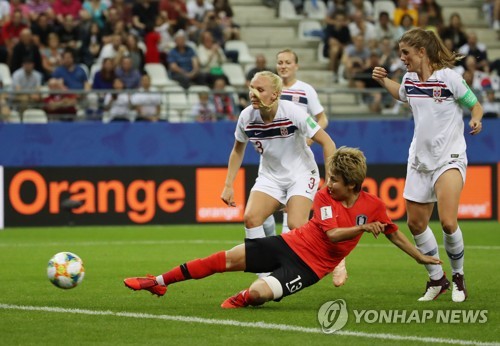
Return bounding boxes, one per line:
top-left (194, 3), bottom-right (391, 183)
top-left (1, 119), bottom-right (499, 167)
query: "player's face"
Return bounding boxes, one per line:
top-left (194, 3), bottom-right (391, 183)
top-left (249, 75), bottom-right (276, 109)
top-left (399, 42), bottom-right (424, 74)
top-left (327, 172), bottom-right (351, 201)
top-left (276, 52), bottom-right (298, 80)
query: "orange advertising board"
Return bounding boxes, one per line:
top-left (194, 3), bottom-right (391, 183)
top-left (196, 168), bottom-right (245, 222)
top-left (458, 166), bottom-right (492, 219)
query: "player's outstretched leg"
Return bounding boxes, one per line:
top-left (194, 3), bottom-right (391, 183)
top-left (443, 226), bottom-right (467, 302)
top-left (124, 251), bottom-right (227, 297)
top-left (332, 258), bottom-right (348, 287)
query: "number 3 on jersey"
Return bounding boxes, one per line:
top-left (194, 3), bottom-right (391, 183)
top-left (255, 141), bottom-right (264, 154)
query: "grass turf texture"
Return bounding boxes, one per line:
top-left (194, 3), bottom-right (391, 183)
top-left (0, 222), bottom-right (498, 346)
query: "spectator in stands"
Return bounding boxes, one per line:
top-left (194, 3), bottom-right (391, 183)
top-left (41, 32), bottom-right (63, 79)
top-left (43, 77), bottom-right (78, 121)
top-left (353, 51), bottom-right (384, 113)
top-left (131, 0), bottom-right (158, 36)
top-left (101, 7), bottom-right (121, 43)
top-left (2, 9), bottom-right (28, 61)
top-left (103, 77), bottom-right (134, 121)
top-left (31, 12), bottom-right (54, 48)
top-left (80, 21), bottom-right (103, 68)
top-left (347, 0), bottom-right (374, 23)
top-left (213, 0), bottom-right (240, 41)
top-left (458, 32), bottom-right (489, 72)
top-left (439, 13), bottom-right (467, 51)
top-left (124, 33), bottom-right (144, 73)
top-left (393, 0), bottom-right (418, 27)
top-left (190, 90), bottom-right (216, 122)
top-left (82, 0), bottom-right (108, 29)
top-left (375, 11), bottom-right (398, 44)
top-left (211, 76), bottom-right (236, 120)
top-left (109, 0), bottom-right (132, 27)
top-left (115, 55), bottom-right (141, 89)
top-left (482, 89), bottom-right (500, 118)
top-left (92, 57), bottom-right (115, 90)
top-left (159, 0), bottom-right (189, 33)
top-left (197, 30), bottom-right (227, 86)
top-left (418, 0), bottom-right (443, 31)
top-left (27, 0), bottom-right (54, 23)
top-left (341, 34), bottom-right (370, 85)
top-left (9, 0), bottom-right (30, 21)
top-left (53, 0), bottom-right (82, 26)
top-left (186, 0), bottom-right (214, 40)
top-left (131, 74), bottom-right (162, 121)
top-left (144, 21), bottom-right (161, 64)
top-left (11, 56), bottom-right (42, 115)
top-left (57, 14), bottom-right (81, 51)
top-left (323, 10), bottom-right (351, 82)
top-left (0, 0), bottom-right (10, 28)
top-left (168, 29), bottom-right (206, 89)
top-left (246, 54), bottom-right (274, 86)
top-left (395, 13), bottom-right (416, 40)
top-left (348, 9), bottom-right (377, 48)
top-left (97, 33), bottom-right (128, 66)
top-left (153, 13), bottom-right (174, 62)
top-left (52, 47), bottom-right (90, 90)
top-left (10, 28), bottom-right (43, 76)
top-left (377, 37), bottom-right (399, 73)
top-left (200, 10), bottom-right (225, 48)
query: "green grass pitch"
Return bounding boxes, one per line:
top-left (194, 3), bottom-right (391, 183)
top-left (0, 222), bottom-right (498, 345)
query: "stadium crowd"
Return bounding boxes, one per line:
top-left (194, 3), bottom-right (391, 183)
top-left (0, 0), bottom-right (499, 122)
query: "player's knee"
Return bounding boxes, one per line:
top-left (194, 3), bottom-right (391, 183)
top-left (440, 219), bottom-right (458, 234)
top-left (248, 280), bottom-right (274, 305)
top-left (287, 218), bottom-right (307, 231)
top-left (243, 211), bottom-right (264, 228)
top-left (407, 219), bottom-right (427, 234)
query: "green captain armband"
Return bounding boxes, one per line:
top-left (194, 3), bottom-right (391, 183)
top-left (306, 116), bottom-right (318, 129)
top-left (458, 81), bottom-right (478, 108)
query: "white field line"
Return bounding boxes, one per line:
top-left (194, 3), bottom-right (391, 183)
top-left (0, 239), bottom-right (498, 251)
top-left (0, 304), bottom-right (498, 346)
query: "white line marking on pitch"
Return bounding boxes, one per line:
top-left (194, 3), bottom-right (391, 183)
top-left (0, 304), bottom-right (498, 346)
top-left (0, 240), bottom-right (499, 251)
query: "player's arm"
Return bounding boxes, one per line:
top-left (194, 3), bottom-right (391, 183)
top-left (221, 140), bottom-right (247, 207)
top-left (385, 230), bottom-right (442, 265)
top-left (372, 66), bottom-right (402, 101)
top-left (326, 221), bottom-right (386, 242)
top-left (311, 128), bottom-right (336, 172)
top-left (315, 111), bottom-right (329, 131)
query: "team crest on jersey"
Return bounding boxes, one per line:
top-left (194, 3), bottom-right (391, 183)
top-left (280, 127), bottom-right (288, 136)
top-left (356, 215), bottom-right (368, 226)
top-left (292, 94), bottom-right (300, 103)
top-left (433, 87), bottom-right (442, 103)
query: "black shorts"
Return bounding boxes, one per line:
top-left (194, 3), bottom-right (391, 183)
top-left (244, 236), bottom-right (319, 298)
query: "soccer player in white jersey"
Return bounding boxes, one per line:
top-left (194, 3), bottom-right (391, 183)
top-left (372, 28), bottom-right (484, 302)
top-left (220, 71), bottom-right (336, 250)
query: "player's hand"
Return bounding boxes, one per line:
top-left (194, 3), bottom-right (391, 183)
top-left (221, 186), bottom-right (236, 207)
top-left (372, 66), bottom-right (388, 83)
top-left (416, 255), bottom-right (442, 265)
top-left (361, 222), bottom-right (386, 239)
top-left (469, 119), bottom-right (482, 135)
top-left (306, 138), bottom-right (313, 146)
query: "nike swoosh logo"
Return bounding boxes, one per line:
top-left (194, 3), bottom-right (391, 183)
top-left (255, 132), bottom-right (262, 135)
top-left (408, 88), bottom-right (414, 92)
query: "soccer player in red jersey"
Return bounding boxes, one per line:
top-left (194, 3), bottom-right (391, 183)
top-left (124, 147), bottom-right (441, 308)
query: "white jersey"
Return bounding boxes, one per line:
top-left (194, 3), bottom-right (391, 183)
top-left (280, 80), bottom-right (324, 121)
top-left (399, 68), bottom-right (475, 172)
top-left (235, 100), bottom-right (321, 184)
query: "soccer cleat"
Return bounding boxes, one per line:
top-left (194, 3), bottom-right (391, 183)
top-left (418, 274), bottom-right (450, 301)
top-left (451, 273), bottom-right (467, 302)
top-left (221, 289), bottom-right (250, 309)
top-left (332, 258), bottom-right (348, 287)
top-left (124, 274), bottom-right (167, 297)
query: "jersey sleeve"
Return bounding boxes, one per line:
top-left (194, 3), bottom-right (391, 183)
top-left (398, 74), bottom-right (408, 102)
top-left (305, 84), bottom-right (324, 117)
top-left (312, 189), bottom-right (339, 232)
top-left (234, 111), bottom-right (249, 143)
top-left (447, 69), bottom-right (478, 109)
top-left (374, 201), bottom-right (398, 235)
top-left (293, 104), bottom-right (321, 139)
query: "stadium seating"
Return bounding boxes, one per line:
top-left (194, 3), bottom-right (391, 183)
top-left (373, 0), bottom-right (396, 20)
top-left (298, 20), bottom-right (324, 42)
top-left (303, 0), bottom-right (327, 20)
top-left (23, 109), bottom-right (48, 123)
top-left (0, 63), bottom-right (12, 88)
top-left (224, 40), bottom-right (255, 65)
top-left (144, 63), bottom-right (177, 88)
top-left (278, 0), bottom-right (302, 20)
top-left (163, 84), bottom-right (189, 112)
top-left (222, 63), bottom-right (246, 87)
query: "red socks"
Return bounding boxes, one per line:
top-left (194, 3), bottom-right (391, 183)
top-left (162, 251), bottom-right (226, 285)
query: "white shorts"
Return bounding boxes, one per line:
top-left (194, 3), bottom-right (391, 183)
top-left (403, 159), bottom-right (467, 203)
top-left (251, 172), bottom-right (320, 205)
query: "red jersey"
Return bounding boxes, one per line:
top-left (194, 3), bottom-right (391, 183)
top-left (281, 188), bottom-right (398, 279)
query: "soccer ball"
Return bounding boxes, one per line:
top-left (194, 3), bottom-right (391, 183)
top-left (47, 252), bottom-right (85, 289)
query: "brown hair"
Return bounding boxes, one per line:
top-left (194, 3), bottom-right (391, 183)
top-left (399, 28), bottom-right (462, 70)
top-left (329, 146), bottom-right (367, 192)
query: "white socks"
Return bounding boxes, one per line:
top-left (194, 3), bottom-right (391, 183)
top-left (281, 212), bottom-right (290, 234)
top-left (413, 227), bottom-right (443, 280)
top-left (443, 226), bottom-right (465, 275)
top-left (156, 275), bottom-right (165, 286)
top-left (245, 225), bottom-right (265, 239)
top-left (263, 215), bottom-right (276, 237)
